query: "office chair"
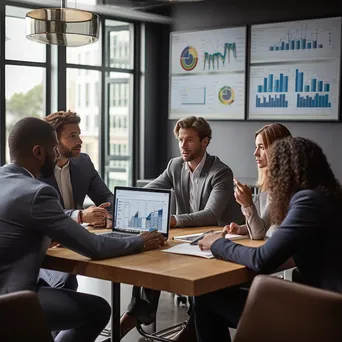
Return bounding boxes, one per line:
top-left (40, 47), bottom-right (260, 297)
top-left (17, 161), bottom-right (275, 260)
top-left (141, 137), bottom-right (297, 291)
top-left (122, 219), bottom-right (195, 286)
top-left (0, 290), bottom-right (53, 342)
top-left (233, 274), bottom-right (342, 342)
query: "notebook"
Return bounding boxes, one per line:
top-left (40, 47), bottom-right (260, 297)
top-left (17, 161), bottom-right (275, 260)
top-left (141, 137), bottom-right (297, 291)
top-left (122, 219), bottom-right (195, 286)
top-left (162, 243), bottom-right (214, 259)
top-left (103, 186), bottom-right (171, 239)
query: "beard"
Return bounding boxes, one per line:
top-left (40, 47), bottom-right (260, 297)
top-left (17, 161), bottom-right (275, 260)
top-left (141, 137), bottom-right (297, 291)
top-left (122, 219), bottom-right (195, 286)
top-left (40, 155), bottom-right (56, 178)
top-left (181, 147), bottom-right (202, 162)
top-left (58, 144), bottom-right (82, 159)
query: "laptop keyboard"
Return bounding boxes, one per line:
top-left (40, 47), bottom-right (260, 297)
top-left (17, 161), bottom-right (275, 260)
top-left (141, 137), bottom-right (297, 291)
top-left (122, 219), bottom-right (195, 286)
top-left (105, 232), bottom-right (133, 239)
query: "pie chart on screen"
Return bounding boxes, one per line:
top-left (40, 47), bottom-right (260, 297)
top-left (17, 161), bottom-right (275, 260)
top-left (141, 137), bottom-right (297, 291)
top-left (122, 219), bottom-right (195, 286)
top-left (180, 46), bottom-right (198, 71)
top-left (218, 86), bottom-right (235, 105)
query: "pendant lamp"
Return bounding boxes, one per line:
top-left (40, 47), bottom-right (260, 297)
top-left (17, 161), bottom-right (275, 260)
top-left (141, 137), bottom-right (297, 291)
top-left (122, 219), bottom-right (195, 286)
top-left (25, 2), bottom-right (99, 47)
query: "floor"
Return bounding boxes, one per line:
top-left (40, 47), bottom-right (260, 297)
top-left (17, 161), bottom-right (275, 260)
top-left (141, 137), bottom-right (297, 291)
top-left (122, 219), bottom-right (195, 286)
top-left (79, 271), bottom-right (292, 342)
top-left (77, 276), bottom-right (189, 342)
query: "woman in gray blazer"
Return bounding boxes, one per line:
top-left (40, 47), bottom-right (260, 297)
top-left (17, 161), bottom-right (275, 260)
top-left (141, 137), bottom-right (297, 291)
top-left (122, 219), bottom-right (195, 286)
top-left (227, 123), bottom-right (291, 240)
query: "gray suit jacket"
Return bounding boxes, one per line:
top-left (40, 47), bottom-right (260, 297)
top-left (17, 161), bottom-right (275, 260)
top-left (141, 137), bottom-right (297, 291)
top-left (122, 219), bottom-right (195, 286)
top-left (146, 154), bottom-right (243, 227)
top-left (0, 164), bottom-right (143, 295)
top-left (39, 153), bottom-right (113, 215)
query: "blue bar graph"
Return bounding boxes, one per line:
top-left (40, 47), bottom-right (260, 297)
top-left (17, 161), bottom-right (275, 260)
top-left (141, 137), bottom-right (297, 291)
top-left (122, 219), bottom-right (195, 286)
top-left (257, 73), bottom-right (289, 93)
top-left (297, 94), bottom-right (331, 108)
top-left (128, 209), bottom-right (163, 231)
top-left (256, 94), bottom-right (288, 108)
top-left (318, 81), bottom-right (323, 92)
top-left (295, 69), bottom-right (331, 93)
top-left (269, 26), bottom-right (326, 52)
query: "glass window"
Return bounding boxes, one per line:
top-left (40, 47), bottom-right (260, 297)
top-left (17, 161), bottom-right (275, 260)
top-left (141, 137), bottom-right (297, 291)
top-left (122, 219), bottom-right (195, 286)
top-left (114, 84), bottom-right (119, 106)
top-left (94, 82), bottom-right (100, 106)
top-left (85, 115), bottom-right (90, 130)
top-left (107, 160), bottom-right (129, 190)
top-left (78, 84), bottom-right (82, 107)
top-left (5, 6), bottom-right (46, 63)
top-left (106, 72), bottom-right (132, 188)
top-left (85, 83), bottom-right (90, 107)
top-left (110, 85), bottom-right (115, 108)
top-left (108, 73), bottom-right (130, 155)
top-left (106, 20), bottom-right (133, 69)
top-left (5, 65), bottom-right (46, 162)
top-left (67, 68), bottom-right (101, 170)
top-left (66, 28), bottom-right (101, 66)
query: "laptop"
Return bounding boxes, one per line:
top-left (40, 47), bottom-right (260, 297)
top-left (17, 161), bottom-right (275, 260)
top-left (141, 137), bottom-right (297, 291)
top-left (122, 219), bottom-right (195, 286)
top-left (104, 186), bottom-right (171, 239)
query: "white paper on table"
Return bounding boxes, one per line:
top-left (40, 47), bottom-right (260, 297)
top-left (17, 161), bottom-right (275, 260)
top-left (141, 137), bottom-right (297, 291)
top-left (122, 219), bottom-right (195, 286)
top-left (162, 243), bottom-right (214, 259)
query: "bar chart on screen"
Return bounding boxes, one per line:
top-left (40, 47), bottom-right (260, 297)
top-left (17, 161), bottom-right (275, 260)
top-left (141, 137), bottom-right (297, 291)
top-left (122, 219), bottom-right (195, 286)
top-left (249, 61), bottom-right (339, 120)
top-left (249, 16), bottom-right (341, 120)
top-left (115, 197), bottom-right (168, 232)
top-left (251, 17), bottom-right (341, 63)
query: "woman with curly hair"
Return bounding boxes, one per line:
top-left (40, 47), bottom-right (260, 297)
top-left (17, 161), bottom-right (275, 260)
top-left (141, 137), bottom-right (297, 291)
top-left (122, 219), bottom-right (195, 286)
top-left (227, 123), bottom-right (291, 239)
top-left (194, 137), bottom-right (342, 342)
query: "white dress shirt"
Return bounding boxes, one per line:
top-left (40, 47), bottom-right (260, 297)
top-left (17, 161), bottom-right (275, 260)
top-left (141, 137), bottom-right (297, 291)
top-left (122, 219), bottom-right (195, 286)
top-left (54, 160), bottom-right (75, 210)
top-left (54, 160), bottom-right (80, 222)
top-left (174, 153), bottom-right (207, 226)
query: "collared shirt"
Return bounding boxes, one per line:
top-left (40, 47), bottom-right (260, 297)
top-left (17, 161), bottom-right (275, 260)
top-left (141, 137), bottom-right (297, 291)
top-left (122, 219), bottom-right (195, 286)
top-left (184, 152), bottom-right (207, 213)
top-left (54, 160), bottom-right (75, 210)
top-left (174, 153), bottom-right (207, 227)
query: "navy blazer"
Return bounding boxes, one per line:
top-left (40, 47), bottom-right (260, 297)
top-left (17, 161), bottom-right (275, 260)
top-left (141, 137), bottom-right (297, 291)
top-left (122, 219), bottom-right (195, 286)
top-left (40, 153), bottom-right (113, 216)
top-left (211, 189), bottom-right (342, 293)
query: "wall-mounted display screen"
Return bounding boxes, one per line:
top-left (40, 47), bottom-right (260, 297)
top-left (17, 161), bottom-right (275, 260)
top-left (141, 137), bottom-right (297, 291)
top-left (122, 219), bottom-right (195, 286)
top-left (248, 17), bottom-right (341, 121)
top-left (169, 26), bottom-right (247, 120)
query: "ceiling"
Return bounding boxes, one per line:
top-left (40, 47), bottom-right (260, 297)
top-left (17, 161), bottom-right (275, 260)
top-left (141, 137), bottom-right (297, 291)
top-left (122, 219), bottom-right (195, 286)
top-left (102, 0), bottom-right (172, 11)
top-left (18, 0), bottom-right (173, 23)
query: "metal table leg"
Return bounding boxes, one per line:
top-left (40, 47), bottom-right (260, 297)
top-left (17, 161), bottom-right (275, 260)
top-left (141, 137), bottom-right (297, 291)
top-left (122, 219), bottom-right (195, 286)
top-left (111, 282), bottom-right (121, 342)
top-left (103, 282), bottom-right (121, 342)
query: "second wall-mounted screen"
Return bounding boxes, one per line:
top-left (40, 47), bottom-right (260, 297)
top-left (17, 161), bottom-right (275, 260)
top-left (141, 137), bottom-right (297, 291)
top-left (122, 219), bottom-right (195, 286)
top-left (248, 17), bottom-right (341, 121)
top-left (169, 26), bottom-right (246, 120)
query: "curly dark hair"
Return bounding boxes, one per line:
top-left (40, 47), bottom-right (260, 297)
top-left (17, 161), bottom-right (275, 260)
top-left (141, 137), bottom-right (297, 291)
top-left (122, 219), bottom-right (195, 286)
top-left (268, 136), bottom-right (342, 224)
top-left (45, 110), bottom-right (81, 138)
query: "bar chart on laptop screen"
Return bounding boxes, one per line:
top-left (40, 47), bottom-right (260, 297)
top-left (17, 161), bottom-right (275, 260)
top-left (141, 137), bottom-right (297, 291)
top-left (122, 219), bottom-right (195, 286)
top-left (115, 191), bottom-right (169, 233)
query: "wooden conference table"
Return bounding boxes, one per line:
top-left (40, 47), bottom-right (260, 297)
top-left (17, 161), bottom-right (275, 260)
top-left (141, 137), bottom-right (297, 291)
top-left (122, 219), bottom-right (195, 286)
top-left (42, 227), bottom-right (265, 342)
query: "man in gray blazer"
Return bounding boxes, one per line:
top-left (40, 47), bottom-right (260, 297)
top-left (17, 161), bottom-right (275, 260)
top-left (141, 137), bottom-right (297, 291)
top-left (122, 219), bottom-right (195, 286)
top-left (0, 117), bottom-right (165, 342)
top-left (38, 111), bottom-right (113, 291)
top-left (120, 116), bottom-right (243, 340)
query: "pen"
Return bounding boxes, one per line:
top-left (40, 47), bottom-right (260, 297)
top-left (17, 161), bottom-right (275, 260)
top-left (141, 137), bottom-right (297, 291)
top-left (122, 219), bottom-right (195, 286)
top-left (190, 230), bottom-right (214, 245)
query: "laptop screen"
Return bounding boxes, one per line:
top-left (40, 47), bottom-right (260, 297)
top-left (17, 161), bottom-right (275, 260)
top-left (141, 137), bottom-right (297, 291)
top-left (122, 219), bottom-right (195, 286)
top-left (113, 186), bottom-right (171, 238)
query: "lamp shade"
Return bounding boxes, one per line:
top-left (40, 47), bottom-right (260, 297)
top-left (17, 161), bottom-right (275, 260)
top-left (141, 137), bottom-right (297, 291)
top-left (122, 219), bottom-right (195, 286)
top-left (26, 8), bottom-right (99, 47)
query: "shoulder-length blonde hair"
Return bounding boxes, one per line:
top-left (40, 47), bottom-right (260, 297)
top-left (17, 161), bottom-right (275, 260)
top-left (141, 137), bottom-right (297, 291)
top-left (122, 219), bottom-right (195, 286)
top-left (256, 123), bottom-right (292, 191)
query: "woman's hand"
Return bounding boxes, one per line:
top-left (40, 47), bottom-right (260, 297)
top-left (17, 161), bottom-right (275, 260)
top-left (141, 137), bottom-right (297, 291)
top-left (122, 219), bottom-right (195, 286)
top-left (225, 222), bottom-right (244, 235)
top-left (234, 178), bottom-right (253, 207)
top-left (198, 231), bottom-right (225, 251)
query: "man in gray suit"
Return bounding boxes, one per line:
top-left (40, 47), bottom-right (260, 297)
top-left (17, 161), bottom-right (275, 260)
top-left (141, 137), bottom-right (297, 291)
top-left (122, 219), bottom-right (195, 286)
top-left (38, 111), bottom-right (113, 291)
top-left (0, 117), bottom-right (165, 342)
top-left (120, 116), bottom-right (243, 340)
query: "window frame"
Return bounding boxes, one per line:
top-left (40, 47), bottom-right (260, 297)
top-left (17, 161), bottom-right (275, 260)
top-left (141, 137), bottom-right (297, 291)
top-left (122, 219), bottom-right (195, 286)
top-left (0, 0), bottom-right (141, 188)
